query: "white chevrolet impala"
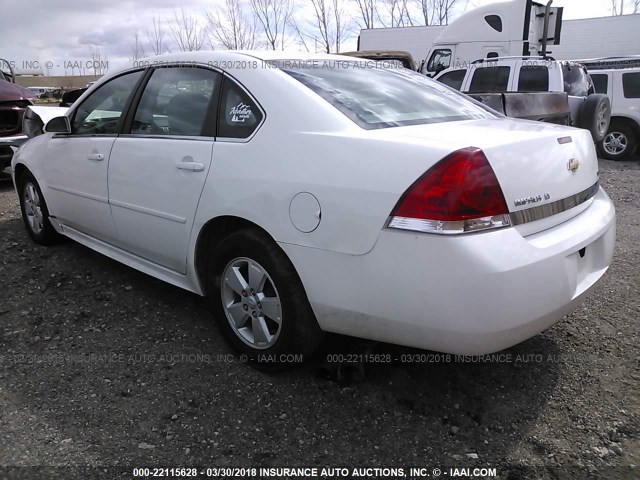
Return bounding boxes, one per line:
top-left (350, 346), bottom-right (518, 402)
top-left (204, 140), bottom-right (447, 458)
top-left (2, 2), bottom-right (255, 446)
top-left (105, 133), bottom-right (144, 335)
top-left (11, 51), bottom-right (616, 364)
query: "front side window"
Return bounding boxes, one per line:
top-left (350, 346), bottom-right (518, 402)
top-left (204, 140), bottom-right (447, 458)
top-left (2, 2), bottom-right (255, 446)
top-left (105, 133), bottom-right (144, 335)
top-left (281, 63), bottom-right (496, 130)
top-left (217, 78), bottom-right (263, 139)
top-left (427, 49), bottom-right (452, 74)
top-left (590, 74), bottom-right (608, 94)
top-left (468, 66), bottom-right (510, 93)
top-left (131, 67), bottom-right (221, 137)
top-left (518, 66), bottom-right (549, 92)
top-left (437, 69), bottom-right (467, 91)
top-left (623, 72), bottom-right (640, 98)
top-left (72, 71), bottom-right (143, 135)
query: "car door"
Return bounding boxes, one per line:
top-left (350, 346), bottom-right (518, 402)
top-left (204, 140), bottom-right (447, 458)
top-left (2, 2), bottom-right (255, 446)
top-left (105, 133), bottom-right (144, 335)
top-left (41, 70), bottom-right (145, 242)
top-left (107, 66), bottom-right (222, 273)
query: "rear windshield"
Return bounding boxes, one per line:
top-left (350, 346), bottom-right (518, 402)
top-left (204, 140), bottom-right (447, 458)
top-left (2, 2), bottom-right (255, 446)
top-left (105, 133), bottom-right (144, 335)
top-left (278, 61), bottom-right (497, 129)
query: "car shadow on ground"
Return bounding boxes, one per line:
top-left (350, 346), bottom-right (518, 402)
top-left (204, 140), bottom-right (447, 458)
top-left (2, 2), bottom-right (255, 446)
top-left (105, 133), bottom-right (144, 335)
top-left (0, 171), bottom-right (14, 188)
top-left (0, 215), bottom-right (563, 469)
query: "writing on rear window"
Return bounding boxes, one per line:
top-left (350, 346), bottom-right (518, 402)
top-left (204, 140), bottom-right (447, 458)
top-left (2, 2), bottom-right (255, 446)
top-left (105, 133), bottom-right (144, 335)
top-left (230, 103), bottom-right (252, 123)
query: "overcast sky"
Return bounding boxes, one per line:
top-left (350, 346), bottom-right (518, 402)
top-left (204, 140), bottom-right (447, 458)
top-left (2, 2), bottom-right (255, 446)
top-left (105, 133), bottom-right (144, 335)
top-left (0, 0), bottom-right (629, 75)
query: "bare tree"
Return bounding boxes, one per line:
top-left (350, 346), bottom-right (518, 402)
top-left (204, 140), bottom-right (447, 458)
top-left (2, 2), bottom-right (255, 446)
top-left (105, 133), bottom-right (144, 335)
top-left (332, 0), bottom-right (349, 51)
top-left (91, 48), bottom-right (108, 76)
top-left (352, 0), bottom-right (379, 29)
top-left (611, 0), bottom-right (640, 14)
top-left (249, 0), bottom-right (293, 50)
top-left (611, 0), bottom-right (624, 15)
top-left (288, 16), bottom-right (312, 51)
top-left (130, 32), bottom-right (146, 61)
top-left (416, 0), bottom-right (459, 26)
top-left (170, 8), bottom-right (208, 52)
top-left (206, 0), bottom-right (257, 50)
top-left (379, 0), bottom-right (414, 27)
top-left (146, 16), bottom-right (170, 55)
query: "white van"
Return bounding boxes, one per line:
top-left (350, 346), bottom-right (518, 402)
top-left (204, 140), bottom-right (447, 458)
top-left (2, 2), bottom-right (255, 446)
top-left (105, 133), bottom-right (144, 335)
top-left (584, 59), bottom-right (640, 160)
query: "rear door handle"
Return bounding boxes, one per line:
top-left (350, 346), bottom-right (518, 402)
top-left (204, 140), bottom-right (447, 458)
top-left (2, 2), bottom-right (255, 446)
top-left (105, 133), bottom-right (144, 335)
top-left (176, 159), bottom-right (205, 172)
top-left (87, 153), bottom-right (104, 161)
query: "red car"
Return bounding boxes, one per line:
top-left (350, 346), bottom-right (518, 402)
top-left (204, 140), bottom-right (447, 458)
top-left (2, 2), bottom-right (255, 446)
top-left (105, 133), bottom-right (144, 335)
top-left (0, 59), bottom-right (35, 171)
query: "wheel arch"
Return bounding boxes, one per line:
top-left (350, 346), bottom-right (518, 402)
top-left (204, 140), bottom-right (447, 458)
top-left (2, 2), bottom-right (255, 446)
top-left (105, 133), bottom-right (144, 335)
top-left (609, 116), bottom-right (640, 138)
top-left (13, 162), bottom-right (30, 186)
top-left (194, 215), bottom-right (299, 296)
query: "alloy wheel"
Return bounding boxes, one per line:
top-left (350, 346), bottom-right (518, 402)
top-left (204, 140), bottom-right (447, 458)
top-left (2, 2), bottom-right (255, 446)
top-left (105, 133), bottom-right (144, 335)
top-left (23, 182), bottom-right (43, 235)
top-left (221, 257), bottom-right (283, 349)
top-left (603, 132), bottom-right (628, 156)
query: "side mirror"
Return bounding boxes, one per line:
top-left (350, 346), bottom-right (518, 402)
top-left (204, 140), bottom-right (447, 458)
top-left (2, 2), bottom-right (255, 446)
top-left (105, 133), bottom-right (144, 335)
top-left (44, 116), bottom-right (71, 134)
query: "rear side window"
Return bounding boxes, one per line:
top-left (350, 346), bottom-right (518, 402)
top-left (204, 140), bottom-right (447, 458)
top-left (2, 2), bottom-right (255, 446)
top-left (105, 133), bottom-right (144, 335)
top-left (590, 74), bottom-right (608, 94)
top-left (622, 72), bottom-right (640, 98)
top-left (485, 15), bottom-right (503, 32)
top-left (218, 78), bottom-right (263, 139)
top-left (517, 66), bottom-right (549, 92)
top-left (468, 66), bottom-right (510, 93)
top-left (437, 70), bottom-right (466, 91)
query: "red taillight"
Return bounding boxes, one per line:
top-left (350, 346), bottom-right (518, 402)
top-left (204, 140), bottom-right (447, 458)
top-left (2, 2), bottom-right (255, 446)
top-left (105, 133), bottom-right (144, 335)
top-left (388, 148), bottom-right (511, 234)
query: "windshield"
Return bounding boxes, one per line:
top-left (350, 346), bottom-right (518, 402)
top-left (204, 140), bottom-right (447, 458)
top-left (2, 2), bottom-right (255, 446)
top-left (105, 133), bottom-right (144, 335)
top-left (427, 49), bottom-right (452, 73)
top-left (279, 61), bottom-right (497, 129)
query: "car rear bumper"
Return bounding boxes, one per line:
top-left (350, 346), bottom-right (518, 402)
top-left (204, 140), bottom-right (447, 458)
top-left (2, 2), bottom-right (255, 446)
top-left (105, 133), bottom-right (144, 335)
top-left (280, 187), bottom-right (616, 354)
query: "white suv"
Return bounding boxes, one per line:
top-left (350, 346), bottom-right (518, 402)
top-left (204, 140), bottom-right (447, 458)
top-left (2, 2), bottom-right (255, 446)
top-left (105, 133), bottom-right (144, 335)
top-left (588, 66), bottom-right (640, 160)
top-left (435, 56), bottom-right (610, 143)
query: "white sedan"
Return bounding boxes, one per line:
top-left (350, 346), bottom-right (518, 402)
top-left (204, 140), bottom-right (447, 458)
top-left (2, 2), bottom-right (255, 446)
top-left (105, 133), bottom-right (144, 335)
top-left (11, 51), bottom-right (616, 365)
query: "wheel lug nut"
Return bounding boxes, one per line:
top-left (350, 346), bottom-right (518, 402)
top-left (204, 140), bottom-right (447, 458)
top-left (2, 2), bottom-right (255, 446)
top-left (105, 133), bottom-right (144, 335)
top-left (257, 303), bottom-right (262, 309)
top-left (251, 289), bottom-right (255, 295)
top-left (243, 304), bottom-right (248, 311)
top-left (251, 311), bottom-right (257, 318)
top-left (241, 290), bottom-right (247, 297)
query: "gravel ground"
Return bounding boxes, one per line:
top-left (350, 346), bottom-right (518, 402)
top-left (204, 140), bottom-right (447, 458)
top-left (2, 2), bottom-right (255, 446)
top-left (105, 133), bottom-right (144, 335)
top-left (0, 159), bottom-right (638, 480)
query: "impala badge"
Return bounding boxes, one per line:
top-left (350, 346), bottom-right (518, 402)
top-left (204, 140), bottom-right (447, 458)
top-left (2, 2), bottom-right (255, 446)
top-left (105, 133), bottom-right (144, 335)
top-left (568, 158), bottom-right (580, 173)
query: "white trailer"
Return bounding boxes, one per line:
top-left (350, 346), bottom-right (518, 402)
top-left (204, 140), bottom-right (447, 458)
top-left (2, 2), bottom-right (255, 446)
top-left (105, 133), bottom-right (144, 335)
top-left (551, 15), bottom-right (640, 61)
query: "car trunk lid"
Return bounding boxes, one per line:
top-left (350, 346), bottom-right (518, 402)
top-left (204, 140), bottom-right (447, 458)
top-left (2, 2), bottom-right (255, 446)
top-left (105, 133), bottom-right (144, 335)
top-left (377, 118), bottom-right (599, 234)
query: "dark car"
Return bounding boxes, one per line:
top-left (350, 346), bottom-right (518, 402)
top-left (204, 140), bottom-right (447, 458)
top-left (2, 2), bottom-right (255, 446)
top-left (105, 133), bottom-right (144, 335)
top-left (59, 87), bottom-right (88, 107)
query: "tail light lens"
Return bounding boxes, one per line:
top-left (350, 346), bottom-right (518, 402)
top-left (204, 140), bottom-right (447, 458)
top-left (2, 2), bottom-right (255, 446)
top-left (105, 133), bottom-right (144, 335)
top-left (388, 147), bottom-right (511, 234)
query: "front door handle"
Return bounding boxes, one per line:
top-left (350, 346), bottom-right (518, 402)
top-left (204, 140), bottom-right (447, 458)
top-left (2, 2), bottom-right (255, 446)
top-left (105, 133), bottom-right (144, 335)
top-left (176, 158), bottom-right (205, 172)
top-left (87, 153), bottom-right (104, 161)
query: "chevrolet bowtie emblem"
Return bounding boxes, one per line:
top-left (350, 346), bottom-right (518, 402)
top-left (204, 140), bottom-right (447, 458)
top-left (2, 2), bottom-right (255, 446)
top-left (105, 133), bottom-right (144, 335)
top-left (568, 158), bottom-right (580, 173)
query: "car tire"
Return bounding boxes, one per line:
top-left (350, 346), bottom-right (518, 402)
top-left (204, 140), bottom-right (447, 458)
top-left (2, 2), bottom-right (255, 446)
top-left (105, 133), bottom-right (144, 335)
top-left (18, 171), bottom-right (61, 245)
top-left (208, 228), bottom-right (323, 370)
top-left (577, 94), bottom-right (611, 143)
top-left (597, 123), bottom-right (638, 161)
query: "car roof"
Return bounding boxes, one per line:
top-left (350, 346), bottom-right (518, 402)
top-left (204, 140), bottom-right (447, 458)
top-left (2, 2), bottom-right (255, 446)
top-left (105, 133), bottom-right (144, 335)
top-left (120, 50), bottom-right (353, 70)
